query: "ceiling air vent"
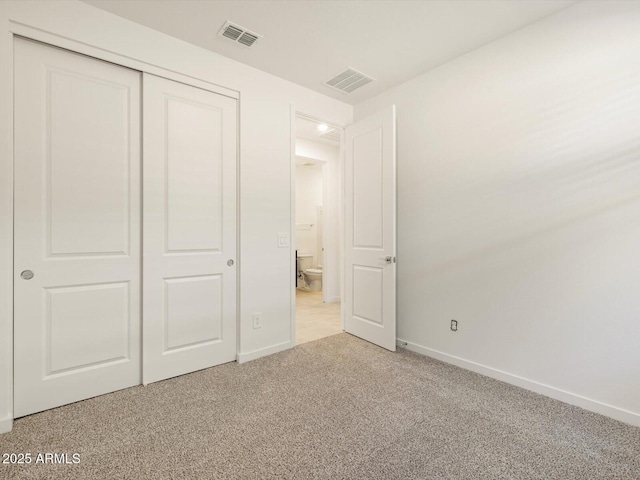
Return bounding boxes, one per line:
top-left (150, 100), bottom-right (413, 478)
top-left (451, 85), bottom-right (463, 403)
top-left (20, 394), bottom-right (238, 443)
top-left (219, 21), bottom-right (262, 48)
top-left (325, 68), bottom-right (374, 94)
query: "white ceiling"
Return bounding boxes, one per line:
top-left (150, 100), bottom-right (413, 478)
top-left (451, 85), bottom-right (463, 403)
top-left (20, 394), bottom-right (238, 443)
top-left (296, 117), bottom-right (340, 166)
top-left (296, 117), bottom-right (341, 147)
top-left (83, 0), bottom-right (576, 105)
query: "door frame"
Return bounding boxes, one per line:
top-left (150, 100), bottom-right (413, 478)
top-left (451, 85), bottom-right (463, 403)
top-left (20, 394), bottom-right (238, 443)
top-left (289, 108), bottom-right (347, 344)
top-left (0, 24), bottom-right (241, 432)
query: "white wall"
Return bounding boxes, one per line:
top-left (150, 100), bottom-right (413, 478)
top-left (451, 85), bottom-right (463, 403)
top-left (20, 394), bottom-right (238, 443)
top-left (355, 0), bottom-right (640, 426)
top-left (295, 163), bottom-right (323, 266)
top-left (295, 138), bottom-right (342, 302)
top-left (0, 0), bottom-right (352, 432)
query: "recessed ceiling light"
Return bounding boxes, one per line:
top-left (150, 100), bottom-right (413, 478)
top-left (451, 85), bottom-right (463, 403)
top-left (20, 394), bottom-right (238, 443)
top-left (317, 124), bottom-right (329, 132)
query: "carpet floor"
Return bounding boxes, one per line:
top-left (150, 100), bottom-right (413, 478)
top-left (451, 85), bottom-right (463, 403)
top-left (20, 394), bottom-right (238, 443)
top-left (1, 333), bottom-right (639, 479)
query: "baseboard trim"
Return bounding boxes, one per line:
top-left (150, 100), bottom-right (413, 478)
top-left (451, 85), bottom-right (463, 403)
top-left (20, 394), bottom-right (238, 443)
top-left (397, 338), bottom-right (640, 428)
top-left (237, 340), bottom-right (294, 364)
top-left (0, 416), bottom-right (12, 434)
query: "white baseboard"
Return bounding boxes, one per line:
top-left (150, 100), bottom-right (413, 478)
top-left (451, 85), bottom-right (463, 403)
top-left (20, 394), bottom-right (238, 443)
top-left (0, 416), bottom-right (12, 434)
top-left (237, 340), bottom-right (294, 364)
top-left (397, 338), bottom-right (640, 428)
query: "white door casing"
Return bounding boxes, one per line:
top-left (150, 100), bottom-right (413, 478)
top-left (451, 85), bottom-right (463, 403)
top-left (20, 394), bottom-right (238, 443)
top-left (142, 73), bottom-right (238, 384)
top-left (344, 106), bottom-right (397, 351)
top-left (13, 38), bottom-right (142, 417)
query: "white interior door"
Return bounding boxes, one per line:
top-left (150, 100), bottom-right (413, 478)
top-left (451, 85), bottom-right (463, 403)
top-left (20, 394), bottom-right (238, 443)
top-left (13, 38), bottom-right (142, 417)
top-left (143, 74), bottom-right (237, 384)
top-left (344, 106), bottom-right (397, 351)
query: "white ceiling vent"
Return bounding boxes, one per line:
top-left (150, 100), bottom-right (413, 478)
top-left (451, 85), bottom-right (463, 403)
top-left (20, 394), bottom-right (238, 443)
top-left (219, 21), bottom-right (262, 48)
top-left (325, 68), bottom-right (374, 94)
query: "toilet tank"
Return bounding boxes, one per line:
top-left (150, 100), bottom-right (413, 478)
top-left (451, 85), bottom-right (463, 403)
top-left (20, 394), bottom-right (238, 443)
top-left (297, 253), bottom-right (313, 271)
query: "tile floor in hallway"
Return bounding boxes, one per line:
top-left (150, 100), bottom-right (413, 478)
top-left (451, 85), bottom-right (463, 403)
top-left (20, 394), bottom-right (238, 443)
top-left (295, 289), bottom-right (342, 345)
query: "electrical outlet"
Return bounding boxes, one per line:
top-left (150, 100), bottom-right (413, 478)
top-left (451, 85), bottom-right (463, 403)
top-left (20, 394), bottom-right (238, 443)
top-left (253, 312), bottom-right (262, 329)
top-left (450, 319), bottom-right (458, 332)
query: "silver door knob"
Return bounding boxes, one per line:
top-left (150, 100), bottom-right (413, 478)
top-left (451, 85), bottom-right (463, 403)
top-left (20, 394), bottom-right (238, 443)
top-left (227, 259), bottom-right (234, 266)
top-left (20, 270), bottom-right (34, 280)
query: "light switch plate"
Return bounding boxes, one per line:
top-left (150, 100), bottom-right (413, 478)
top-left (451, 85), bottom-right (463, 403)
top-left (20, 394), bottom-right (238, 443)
top-left (278, 233), bottom-right (289, 248)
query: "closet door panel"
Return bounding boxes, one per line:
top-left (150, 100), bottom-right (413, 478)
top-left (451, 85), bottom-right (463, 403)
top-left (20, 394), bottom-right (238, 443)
top-left (143, 74), bottom-right (237, 384)
top-left (13, 38), bottom-right (142, 417)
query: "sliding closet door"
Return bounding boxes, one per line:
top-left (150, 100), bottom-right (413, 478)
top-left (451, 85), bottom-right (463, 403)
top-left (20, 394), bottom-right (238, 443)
top-left (13, 38), bottom-right (142, 417)
top-left (143, 74), bottom-right (237, 384)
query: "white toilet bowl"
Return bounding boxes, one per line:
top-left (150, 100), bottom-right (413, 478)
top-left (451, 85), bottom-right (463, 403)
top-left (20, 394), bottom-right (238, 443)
top-left (303, 268), bottom-right (323, 291)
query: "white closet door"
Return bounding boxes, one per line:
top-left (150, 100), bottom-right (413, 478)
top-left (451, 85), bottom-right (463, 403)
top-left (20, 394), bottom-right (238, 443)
top-left (143, 74), bottom-right (237, 384)
top-left (13, 38), bottom-right (142, 417)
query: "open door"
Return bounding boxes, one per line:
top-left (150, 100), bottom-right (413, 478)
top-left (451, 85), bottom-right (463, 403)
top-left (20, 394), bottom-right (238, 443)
top-left (344, 106), bottom-right (396, 351)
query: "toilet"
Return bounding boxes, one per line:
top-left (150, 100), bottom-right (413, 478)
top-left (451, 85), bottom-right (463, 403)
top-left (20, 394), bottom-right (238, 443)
top-left (297, 253), bottom-right (323, 291)
top-left (303, 267), bottom-right (323, 291)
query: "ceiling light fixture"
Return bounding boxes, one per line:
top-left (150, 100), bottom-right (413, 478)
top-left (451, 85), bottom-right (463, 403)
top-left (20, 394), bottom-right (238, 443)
top-left (317, 124), bottom-right (329, 132)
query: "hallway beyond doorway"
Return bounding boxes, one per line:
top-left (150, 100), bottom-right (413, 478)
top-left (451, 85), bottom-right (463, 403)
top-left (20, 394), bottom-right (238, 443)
top-left (295, 290), bottom-right (341, 345)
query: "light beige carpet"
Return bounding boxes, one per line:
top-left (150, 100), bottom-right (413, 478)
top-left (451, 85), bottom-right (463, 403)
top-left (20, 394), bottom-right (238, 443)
top-left (1, 333), bottom-right (639, 479)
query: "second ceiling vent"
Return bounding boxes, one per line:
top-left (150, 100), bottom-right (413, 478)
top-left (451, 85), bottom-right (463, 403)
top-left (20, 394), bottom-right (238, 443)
top-left (325, 68), bottom-right (374, 94)
top-left (219, 21), bottom-right (262, 48)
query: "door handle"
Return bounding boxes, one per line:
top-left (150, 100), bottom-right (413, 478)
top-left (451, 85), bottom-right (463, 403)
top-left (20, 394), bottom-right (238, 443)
top-left (227, 259), bottom-right (234, 266)
top-left (20, 270), bottom-right (34, 280)
top-left (380, 256), bottom-right (396, 265)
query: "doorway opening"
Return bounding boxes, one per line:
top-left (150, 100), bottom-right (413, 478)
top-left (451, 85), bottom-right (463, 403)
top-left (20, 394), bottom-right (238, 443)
top-left (294, 115), bottom-right (343, 345)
